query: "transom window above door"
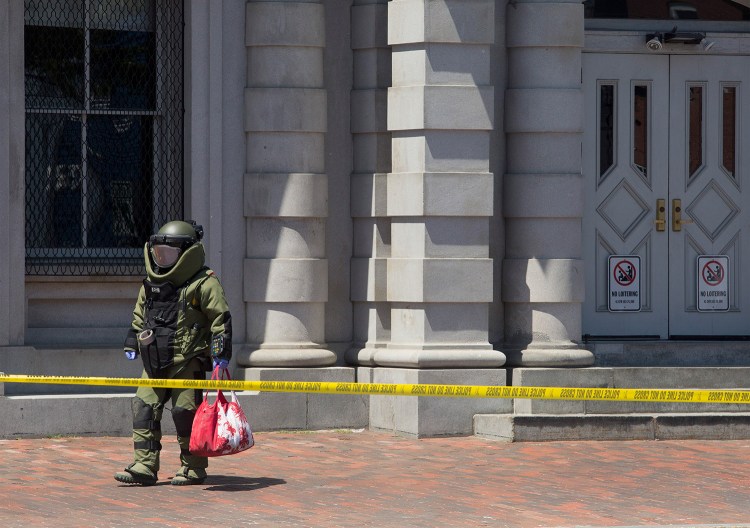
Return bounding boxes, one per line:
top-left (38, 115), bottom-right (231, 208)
top-left (584, 0), bottom-right (750, 20)
top-left (24, 0), bottom-right (184, 275)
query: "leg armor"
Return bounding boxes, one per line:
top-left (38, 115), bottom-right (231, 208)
top-left (172, 404), bottom-right (208, 469)
top-left (132, 396), bottom-right (164, 473)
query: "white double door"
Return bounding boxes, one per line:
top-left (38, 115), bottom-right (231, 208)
top-left (583, 53), bottom-right (750, 338)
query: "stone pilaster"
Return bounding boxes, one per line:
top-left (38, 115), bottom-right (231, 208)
top-left (0, 0), bottom-right (25, 347)
top-left (502, 0), bottom-right (593, 366)
top-left (375, 0), bottom-right (505, 368)
top-left (239, 1), bottom-right (335, 367)
top-left (347, 0), bottom-right (392, 366)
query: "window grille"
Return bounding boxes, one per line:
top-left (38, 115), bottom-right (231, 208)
top-left (24, 0), bottom-right (184, 275)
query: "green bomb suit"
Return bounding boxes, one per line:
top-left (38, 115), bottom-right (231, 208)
top-left (120, 241), bottom-right (232, 485)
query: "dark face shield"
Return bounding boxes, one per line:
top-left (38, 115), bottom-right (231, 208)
top-left (150, 244), bottom-right (181, 268)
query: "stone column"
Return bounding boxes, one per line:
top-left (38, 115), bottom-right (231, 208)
top-left (502, 0), bottom-right (593, 366)
top-left (0, 0), bottom-right (26, 347)
top-left (375, 0), bottom-right (504, 369)
top-left (239, 0), bottom-right (336, 367)
top-left (347, 0), bottom-right (392, 366)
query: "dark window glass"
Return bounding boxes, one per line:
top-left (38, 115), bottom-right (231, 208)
top-left (633, 85), bottom-right (648, 177)
top-left (688, 85), bottom-right (704, 178)
top-left (599, 84), bottom-right (615, 177)
top-left (26, 114), bottom-right (83, 248)
top-left (25, 26), bottom-right (84, 109)
top-left (722, 86), bottom-right (736, 177)
top-left (584, 0), bottom-right (750, 20)
top-left (90, 30), bottom-right (156, 111)
top-left (86, 115), bottom-right (154, 248)
top-left (24, 0), bottom-right (183, 275)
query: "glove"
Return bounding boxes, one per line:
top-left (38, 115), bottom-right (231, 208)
top-left (124, 348), bottom-right (139, 360)
top-left (212, 358), bottom-right (229, 371)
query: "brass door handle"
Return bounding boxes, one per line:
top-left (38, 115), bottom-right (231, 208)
top-left (654, 198), bottom-right (666, 232)
top-left (672, 199), bottom-right (693, 231)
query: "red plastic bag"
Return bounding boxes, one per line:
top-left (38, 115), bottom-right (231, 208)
top-left (189, 367), bottom-right (254, 457)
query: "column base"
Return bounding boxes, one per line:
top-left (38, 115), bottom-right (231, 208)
top-left (373, 346), bottom-right (506, 369)
top-left (236, 344), bottom-right (337, 367)
top-left (236, 366), bottom-right (368, 430)
top-left (503, 344), bottom-right (594, 367)
top-left (367, 367), bottom-right (512, 437)
top-left (345, 343), bottom-right (387, 367)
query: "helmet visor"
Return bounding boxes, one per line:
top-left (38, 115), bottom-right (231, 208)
top-left (151, 244), bottom-right (181, 268)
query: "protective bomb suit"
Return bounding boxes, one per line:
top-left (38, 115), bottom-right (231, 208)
top-left (114, 220), bottom-right (232, 486)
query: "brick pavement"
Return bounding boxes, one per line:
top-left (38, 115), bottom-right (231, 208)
top-left (1, 430), bottom-right (749, 527)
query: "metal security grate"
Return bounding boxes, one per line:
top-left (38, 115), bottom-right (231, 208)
top-left (24, 0), bottom-right (183, 275)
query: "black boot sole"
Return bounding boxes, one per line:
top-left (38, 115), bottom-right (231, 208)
top-left (171, 476), bottom-right (206, 486)
top-left (114, 472), bottom-right (158, 486)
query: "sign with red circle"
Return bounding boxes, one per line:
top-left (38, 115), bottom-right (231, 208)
top-left (613, 259), bottom-right (637, 286)
top-left (701, 260), bottom-right (724, 286)
top-left (608, 255), bottom-right (641, 312)
top-left (697, 255), bottom-right (729, 312)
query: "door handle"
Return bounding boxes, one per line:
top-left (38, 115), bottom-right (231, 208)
top-left (654, 198), bottom-right (666, 231)
top-left (672, 199), bottom-right (694, 231)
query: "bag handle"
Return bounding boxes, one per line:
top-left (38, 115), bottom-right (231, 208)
top-left (210, 365), bottom-right (241, 403)
top-left (202, 366), bottom-right (227, 403)
top-left (204, 366), bottom-right (238, 400)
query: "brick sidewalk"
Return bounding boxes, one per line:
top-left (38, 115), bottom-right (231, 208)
top-left (1, 430), bottom-right (749, 527)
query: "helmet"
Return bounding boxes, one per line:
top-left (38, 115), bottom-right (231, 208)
top-left (148, 220), bottom-right (203, 269)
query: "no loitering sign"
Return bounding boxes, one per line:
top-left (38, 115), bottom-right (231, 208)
top-left (608, 255), bottom-right (640, 312)
top-left (697, 255), bottom-right (729, 312)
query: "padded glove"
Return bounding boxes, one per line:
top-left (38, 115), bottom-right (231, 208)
top-left (212, 358), bottom-right (229, 371)
top-left (124, 348), bottom-right (139, 360)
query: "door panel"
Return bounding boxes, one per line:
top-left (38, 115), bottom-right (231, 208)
top-left (584, 52), bottom-right (750, 338)
top-left (583, 54), bottom-right (670, 338)
top-left (669, 56), bottom-right (750, 336)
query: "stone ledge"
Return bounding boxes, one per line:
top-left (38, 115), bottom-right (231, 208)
top-left (474, 413), bottom-right (750, 442)
top-left (0, 367), bottom-right (369, 438)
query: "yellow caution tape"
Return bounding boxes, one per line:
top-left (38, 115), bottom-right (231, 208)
top-left (1, 373), bottom-right (750, 404)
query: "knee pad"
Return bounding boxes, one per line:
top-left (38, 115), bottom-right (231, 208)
top-left (171, 406), bottom-right (196, 438)
top-left (132, 397), bottom-right (162, 433)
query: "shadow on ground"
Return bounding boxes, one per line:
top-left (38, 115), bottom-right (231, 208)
top-left (203, 475), bottom-right (286, 492)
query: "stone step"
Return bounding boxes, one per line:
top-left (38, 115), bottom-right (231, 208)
top-left (474, 413), bottom-right (750, 442)
top-left (510, 366), bottom-right (750, 414)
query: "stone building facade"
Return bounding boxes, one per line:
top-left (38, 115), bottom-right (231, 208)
top-left (2, 0), bottom-right (750, 437)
